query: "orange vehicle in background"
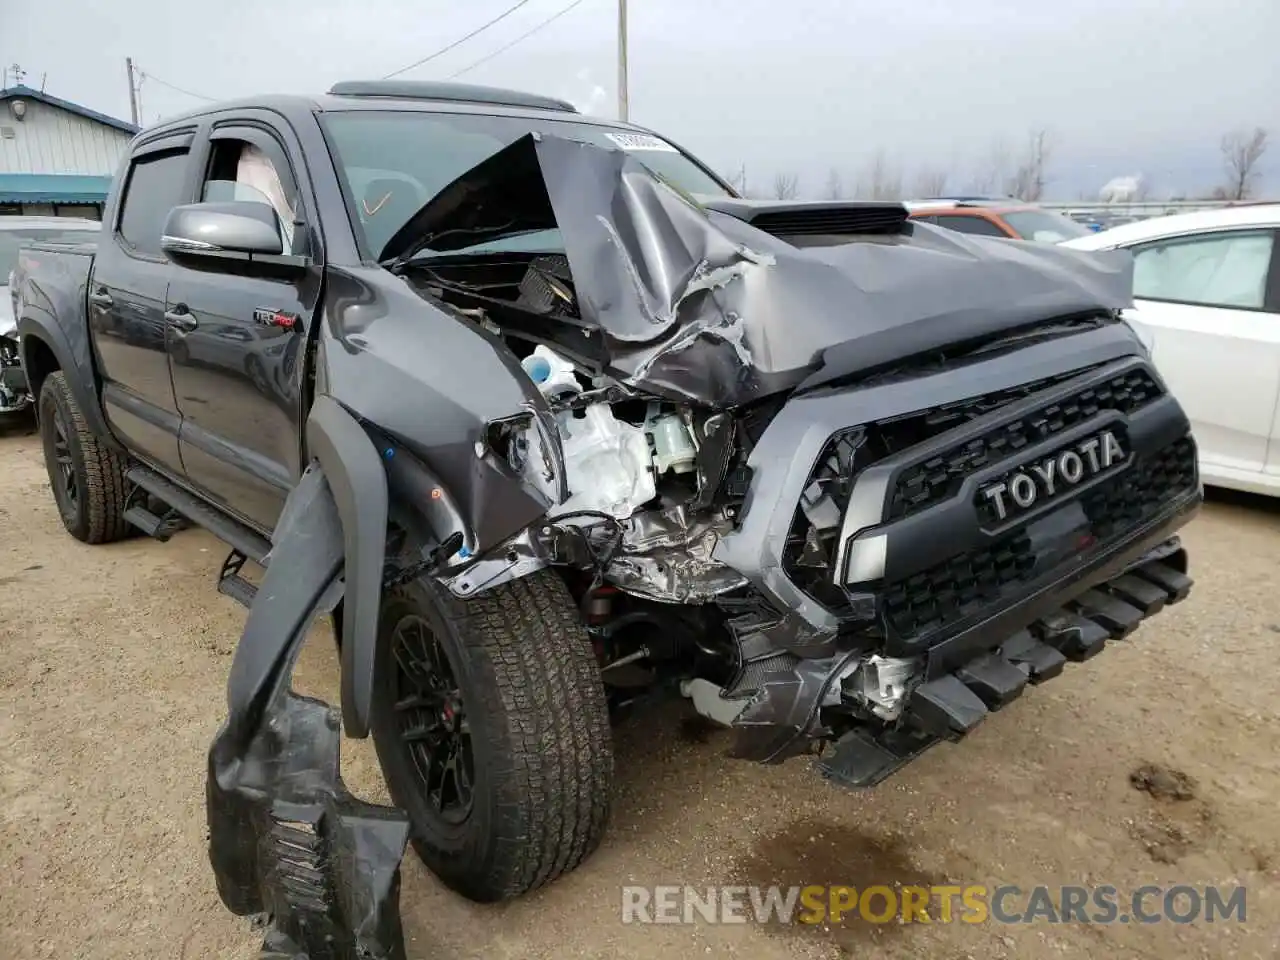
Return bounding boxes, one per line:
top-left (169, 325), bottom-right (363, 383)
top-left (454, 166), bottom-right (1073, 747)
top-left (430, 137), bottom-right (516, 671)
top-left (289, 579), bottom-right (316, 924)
top-left (907, 198), bottom-right (1094, 243)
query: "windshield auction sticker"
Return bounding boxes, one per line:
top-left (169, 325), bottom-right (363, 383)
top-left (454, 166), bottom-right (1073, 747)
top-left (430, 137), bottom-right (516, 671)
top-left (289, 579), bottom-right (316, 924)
top-left (605, 132), bottom-right (679, 152)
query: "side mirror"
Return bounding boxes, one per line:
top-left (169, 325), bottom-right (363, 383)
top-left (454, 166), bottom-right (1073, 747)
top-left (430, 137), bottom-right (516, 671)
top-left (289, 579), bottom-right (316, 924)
top-left (161, 201), bottom-right (284, 258)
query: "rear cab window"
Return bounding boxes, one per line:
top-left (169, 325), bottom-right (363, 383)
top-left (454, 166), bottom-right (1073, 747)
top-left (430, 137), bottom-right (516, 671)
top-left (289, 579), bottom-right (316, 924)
top-left (117, 149), bottom-right (191, 257)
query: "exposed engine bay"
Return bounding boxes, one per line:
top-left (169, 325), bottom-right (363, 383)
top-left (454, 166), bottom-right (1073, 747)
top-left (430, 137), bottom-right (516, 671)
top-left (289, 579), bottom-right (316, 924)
top-left (383, 131), bottom-right (1199, 779)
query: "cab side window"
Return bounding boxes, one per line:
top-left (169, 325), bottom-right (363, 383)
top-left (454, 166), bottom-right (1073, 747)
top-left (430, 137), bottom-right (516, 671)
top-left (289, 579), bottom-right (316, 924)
top-left (118, 148), bottom-right (190, 256)
top-left (1131, 231), bottom-right (1275, 311)
top-left (202, 138), bottom-right (300, 253)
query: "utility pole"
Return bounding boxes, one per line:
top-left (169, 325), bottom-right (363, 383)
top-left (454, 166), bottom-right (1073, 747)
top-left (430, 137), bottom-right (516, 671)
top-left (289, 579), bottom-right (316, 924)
top-left (125, 57), bottom-right (140, 127)
top-left (616, 0), bottom-right (629, 122)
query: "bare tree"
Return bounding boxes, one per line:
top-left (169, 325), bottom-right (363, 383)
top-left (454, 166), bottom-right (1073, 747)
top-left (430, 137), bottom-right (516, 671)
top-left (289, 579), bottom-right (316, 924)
top-left (772, 171), bottom-right (800, 200)
top-left (1005, 129), bottom-right (1052, 202)
top-left (823, 168), bottom-right (846, 200)
top-left (965, 139), bottom-right (1010, 196)
top-left (853, 150), bottom-right (903, 200)
top-left (1219, 127), bottom-right (1268, 200)
top-left (911, 167), bottom-right (948, 198)
top-left (723, 162), bottom-right (749, 196)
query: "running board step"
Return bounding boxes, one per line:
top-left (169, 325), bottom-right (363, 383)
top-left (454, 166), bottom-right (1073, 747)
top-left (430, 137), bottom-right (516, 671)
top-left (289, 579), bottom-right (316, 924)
top-left (217, 573), bottom-right (258, 607)
top-left (122, 503), bottom-right (187, 542)
top-left (125, 465), bottom-right (272, 565)
top-left (217, 549), bottom-right (259, 608)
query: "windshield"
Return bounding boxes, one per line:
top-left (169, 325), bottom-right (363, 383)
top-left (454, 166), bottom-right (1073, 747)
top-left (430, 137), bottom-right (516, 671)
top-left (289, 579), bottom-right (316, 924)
top-left (321, 110), bottom-right (732, 259)
top-left (1001, 210), bottom-right (1092, 243)
top-left (0, 224), bottom-right (100, 281)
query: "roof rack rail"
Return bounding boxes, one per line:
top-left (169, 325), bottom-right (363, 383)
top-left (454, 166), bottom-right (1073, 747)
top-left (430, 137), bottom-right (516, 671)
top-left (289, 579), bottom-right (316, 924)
top-left (326, 80), bottom-right (578, 113)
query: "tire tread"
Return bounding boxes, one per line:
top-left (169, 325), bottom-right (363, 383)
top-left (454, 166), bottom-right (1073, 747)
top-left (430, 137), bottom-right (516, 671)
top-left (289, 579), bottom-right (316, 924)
top-left (376, 569), bottom-right (613, 902)
top-left (40, 371), bottom-right (130, 544)
top-left (460, 571), bottom-right (612, 898)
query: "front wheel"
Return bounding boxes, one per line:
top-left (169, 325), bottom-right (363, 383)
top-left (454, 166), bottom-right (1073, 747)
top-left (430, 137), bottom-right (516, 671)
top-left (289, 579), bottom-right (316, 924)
top-left (369, 569), bottom-right (613, 902)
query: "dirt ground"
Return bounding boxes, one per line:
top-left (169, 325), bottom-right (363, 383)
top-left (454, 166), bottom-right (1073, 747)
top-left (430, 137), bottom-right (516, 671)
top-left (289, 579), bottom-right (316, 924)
top-left (1, 420), bottom-right (1278, 960)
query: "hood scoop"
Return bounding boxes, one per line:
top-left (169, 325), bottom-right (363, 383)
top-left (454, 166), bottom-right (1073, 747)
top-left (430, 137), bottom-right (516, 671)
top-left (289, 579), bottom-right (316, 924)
top-left (700, 198), bottom-right (910, 239)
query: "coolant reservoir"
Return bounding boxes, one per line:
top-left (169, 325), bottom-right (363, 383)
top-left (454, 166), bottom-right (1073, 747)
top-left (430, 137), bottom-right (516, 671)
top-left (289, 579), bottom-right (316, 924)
top-left (521, 345), bottom-right (581, 400)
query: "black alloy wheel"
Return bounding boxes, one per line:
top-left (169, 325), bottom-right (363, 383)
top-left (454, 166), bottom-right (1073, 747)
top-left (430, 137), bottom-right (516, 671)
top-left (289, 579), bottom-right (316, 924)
top-left (36, 371), bottom-right (130, 544)
top-left (46, 404), bottom-right (78, 524)
top-left (369, 569), bottom-right (613, 903)
top-left (389, 614), bottom-right (475, 824)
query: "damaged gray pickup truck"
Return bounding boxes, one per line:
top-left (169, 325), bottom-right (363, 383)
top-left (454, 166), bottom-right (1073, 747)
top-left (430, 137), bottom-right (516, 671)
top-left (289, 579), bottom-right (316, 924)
top-left (14, 81), bottom-right (1201, 958)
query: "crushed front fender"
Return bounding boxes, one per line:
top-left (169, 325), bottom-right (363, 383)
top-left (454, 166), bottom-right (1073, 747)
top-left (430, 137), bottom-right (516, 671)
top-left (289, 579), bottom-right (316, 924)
top-left (206, 461), bottom-right (411, 960)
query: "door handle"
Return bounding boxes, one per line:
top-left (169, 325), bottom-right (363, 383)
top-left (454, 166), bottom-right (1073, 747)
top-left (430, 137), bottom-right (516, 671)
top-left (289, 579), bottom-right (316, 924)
top-left (88, 289), bottom-right (113, 307)
top-left (164, 308), bottom-right (199, 332)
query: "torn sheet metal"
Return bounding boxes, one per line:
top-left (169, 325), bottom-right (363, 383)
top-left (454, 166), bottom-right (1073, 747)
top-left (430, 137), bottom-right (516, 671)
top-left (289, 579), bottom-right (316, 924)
top-left (208, 463), bottom-right (410, 960)
top-left (387, 133), bottom-right (1136, 407)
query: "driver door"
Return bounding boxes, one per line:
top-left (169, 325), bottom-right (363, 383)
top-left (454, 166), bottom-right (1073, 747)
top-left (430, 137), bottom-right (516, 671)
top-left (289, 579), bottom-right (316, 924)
top-left (166, 119), bottom-right (322, 532)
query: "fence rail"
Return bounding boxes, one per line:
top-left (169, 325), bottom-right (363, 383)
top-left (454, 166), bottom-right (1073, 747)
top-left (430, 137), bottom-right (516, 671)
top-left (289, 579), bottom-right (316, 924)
top-left (1040, 200), bottom-right (1266, 217)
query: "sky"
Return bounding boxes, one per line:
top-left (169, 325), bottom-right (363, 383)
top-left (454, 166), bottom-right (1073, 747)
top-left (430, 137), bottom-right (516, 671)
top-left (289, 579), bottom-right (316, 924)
top-left (6, 0), bottom-right (1278, 200)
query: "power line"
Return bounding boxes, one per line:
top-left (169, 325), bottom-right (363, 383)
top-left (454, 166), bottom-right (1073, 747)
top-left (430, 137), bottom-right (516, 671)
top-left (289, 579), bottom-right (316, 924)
top-left (447, 0), bottom-right (589, 79)
top-left (383, 0), bottom-right (537, 80)
top-left (138, 69), bottom-right (217, 102)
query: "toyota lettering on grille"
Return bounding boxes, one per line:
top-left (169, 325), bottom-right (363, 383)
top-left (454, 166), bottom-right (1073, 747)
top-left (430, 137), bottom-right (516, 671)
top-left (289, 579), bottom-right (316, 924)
top-left (980, 429), bottom-right (1125, 522)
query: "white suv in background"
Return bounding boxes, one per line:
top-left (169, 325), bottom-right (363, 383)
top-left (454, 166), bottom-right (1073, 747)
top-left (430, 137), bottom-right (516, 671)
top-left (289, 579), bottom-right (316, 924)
top-left (1064, 204), bottom-right (1280, 496)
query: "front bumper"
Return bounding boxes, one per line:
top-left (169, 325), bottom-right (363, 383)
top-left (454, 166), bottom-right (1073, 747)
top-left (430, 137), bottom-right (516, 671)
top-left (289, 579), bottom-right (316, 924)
top-left (817, 541), bottom-right (1194, 788)
top-left (711, 325), bottom-right (1203, 767)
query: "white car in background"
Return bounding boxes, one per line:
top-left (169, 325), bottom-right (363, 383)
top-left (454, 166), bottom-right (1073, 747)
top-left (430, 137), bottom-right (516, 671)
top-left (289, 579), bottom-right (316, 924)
top-left (1063, 204), bottom-right (1280, 496)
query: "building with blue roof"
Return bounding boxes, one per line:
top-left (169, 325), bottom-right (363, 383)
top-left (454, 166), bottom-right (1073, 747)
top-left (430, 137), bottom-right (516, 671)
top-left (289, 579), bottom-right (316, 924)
top-left (0, 85), bottom-right (139, 219)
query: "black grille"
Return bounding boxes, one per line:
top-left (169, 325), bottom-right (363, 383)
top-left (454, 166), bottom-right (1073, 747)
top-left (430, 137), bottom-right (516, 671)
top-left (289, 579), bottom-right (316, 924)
top-left (1082, 435), bottom-right (1197, 541)
top-left (883, 434), bottom-right (1197, 641)
top-left (781, 427), bottom-right (868, 611)
top-left (883, 534), bottom-right (1036, 639)
top-left (889, 367), bottom-right (1163, 521)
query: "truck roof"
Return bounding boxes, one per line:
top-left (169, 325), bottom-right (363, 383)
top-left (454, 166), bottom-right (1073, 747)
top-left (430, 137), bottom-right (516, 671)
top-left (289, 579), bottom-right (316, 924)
top-left (144, 81), bottom-right (650, 137)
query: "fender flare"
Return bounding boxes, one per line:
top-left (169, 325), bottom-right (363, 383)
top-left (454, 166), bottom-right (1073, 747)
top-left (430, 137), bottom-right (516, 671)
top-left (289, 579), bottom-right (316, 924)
top-left (305, 395), bottom-right (389, 739)
top-left (17, 314), bottom-right (116, 444)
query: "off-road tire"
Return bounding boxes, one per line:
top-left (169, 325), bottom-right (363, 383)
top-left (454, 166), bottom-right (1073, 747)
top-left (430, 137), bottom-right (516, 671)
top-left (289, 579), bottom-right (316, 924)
top-left (370, 569), bottom-right (613, 903)
top-left (37, 371), bottom-right (130, 544)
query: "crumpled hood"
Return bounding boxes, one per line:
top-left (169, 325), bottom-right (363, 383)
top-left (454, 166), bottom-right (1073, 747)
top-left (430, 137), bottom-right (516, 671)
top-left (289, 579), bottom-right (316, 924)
top-left (390, 133), bottom-right (1135, 407)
